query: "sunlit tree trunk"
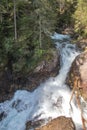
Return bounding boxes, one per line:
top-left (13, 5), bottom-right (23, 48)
top-left (13, 0), bottom-right (17, 41)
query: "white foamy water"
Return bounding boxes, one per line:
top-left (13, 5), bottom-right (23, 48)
top-left (51, 32), bottom-right (70, 40)
top-left (0, 33), bottom-right (84, 130)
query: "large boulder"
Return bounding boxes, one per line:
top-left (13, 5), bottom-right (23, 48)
top-left (66, 51), bottom-right (87, 100)
top-left (26, 116), bottom-right (75, 130)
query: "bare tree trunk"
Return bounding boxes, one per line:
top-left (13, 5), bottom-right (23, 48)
top-left (13, 0), bottom-right (17, 41)
top-left (39, 15), bottom-right (42, 48)
top-left (6, 0), bottom-right (8, 10)
top-left (0, 13), bottom-right (2, 23)
top-left (0, 4), bottom-right (2, 23)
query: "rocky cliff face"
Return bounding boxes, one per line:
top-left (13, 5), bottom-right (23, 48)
top-left (66, 51), bottom-right (87, 100)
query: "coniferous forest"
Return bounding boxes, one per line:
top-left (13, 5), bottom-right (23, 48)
top-left (0, 0), bottom-right (87, 77)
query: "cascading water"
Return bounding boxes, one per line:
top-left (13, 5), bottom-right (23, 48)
top-left (0, 33), bottom-right (84, 130)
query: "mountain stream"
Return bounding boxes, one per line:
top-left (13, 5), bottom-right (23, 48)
top-left (0, 33), bottom-right (84, 130)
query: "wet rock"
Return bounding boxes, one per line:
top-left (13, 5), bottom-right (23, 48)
top-left (0, 112), bottom-right (7, 121)
top-left (11, 99), bottom-right (28, 112)
top-left (62, 27), bottom-right (74, 35)
top-left (66, 51), bottom-right (87, 100)
top-left (26, 119), bottom-right (47, 130)
top-left (76, 39), bottom-right (87, 52)
top-left (26, 116), bottom-right (75, 130)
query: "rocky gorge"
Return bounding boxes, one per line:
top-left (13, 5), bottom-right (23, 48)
top-left (0, 33), bottom-right (87, 130)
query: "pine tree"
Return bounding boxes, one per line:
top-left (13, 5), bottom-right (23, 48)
top-left (73, 0), bottom-right (87, 37)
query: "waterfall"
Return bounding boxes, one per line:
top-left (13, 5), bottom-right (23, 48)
top-left (0, 33), bottom-right (83, 130)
